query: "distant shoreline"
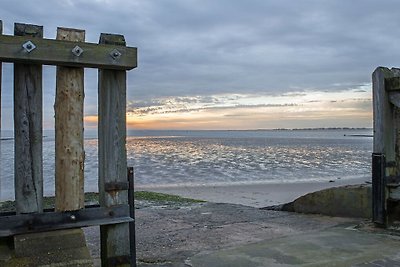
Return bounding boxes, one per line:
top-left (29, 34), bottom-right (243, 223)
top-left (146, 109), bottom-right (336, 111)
top-left (344, 134), bottom-right (373, 137)
top-left (0, 128), bottom-right (373, 140)
top-left (1, 127), bottom-right (372, 134)
top-left (255, 127), bottom-right (372, 131)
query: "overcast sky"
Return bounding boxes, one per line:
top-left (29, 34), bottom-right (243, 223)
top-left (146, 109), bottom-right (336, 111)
top-left (1, 0), bottom-right (400, 130)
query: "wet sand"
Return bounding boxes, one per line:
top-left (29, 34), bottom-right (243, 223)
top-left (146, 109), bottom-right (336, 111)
top-left (136, 177), bottom-right (369, 208)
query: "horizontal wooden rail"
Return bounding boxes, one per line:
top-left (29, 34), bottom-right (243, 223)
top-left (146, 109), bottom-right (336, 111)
top-left (0, 204), bottom-right (133, 237)
top-left (0, 34), bottom-right (137, 70)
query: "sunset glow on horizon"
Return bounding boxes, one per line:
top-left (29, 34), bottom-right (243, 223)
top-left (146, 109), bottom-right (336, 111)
top-left (83, 85), bottom-right (372, 130)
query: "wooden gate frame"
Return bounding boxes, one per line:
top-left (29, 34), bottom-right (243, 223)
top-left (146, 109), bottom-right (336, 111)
top-left (0, 21), bottom-right (137, 266)
top-left (372, 67), bottom-right (400, 227)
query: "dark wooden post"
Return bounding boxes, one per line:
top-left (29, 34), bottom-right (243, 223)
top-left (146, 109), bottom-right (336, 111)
top-left (55, 27), bottom-right (85, 211)
top-left (0, 20), bottom-right (2, 201)
top-left (372, 67), bottom-right (400, 226)
top-left (98, 33), bottom-right (131, 266)
top-left (14, 23), bottom-right (43, 214)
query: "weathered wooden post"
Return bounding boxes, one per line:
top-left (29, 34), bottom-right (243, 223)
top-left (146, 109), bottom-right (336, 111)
top-left (98, 33), bottom-right (131, 266)
top-left (0, 20), bottom-right (2, 201)
top-left (13, 23), bottom-right (43, 214)
top-left (55, 27), bottom-right (85, 211)
top-left (372, 67), bottom-right (400, 227)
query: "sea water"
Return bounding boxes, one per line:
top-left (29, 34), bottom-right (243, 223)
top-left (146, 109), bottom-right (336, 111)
top-left (0, 129), bottom-right (372, 200)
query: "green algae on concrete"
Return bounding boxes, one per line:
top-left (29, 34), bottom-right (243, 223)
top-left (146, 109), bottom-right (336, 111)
top-left (0, 191), bottom-right (204, 212)
top-left (135, 191), bottom-right (205, 204)
top-left (0, 192), bottom-right (99, 212)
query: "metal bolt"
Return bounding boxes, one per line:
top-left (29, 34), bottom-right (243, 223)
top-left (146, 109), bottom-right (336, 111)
top-left (110, 49), bottom-right (122, 60)
top-left (22, 41), bottom-right (36, 53)
top-left (72, 45), bottom-right (84, 57)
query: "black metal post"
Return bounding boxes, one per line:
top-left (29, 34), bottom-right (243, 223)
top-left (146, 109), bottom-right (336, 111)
top-left (372, 153), bottom-right (386, 227)
top-left (127, 167), bottom-right (136, 266)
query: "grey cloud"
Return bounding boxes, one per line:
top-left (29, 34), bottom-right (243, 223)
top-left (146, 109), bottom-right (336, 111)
top-left (0, 0), bottom-right (398, 121)
top-left (130, 102), bottom-right (298, 116)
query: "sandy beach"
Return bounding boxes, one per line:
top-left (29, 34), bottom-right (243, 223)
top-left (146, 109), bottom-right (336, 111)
top-left (136, 177), bottom-right (369, 208)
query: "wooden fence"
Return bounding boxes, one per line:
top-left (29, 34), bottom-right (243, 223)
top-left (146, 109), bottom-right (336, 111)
top-left (0, 21), bottom-right (137, 266)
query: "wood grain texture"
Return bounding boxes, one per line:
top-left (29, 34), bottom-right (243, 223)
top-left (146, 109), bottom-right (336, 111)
top-left (395, 106), bottom-right (400, 178)
top-left (389, 91), bottom-right (400, 108)
top-left (0, 34), bottom-right (137, 70)
top-left (372, 67), bottom-right (400, 220)
top-left (373, 67), bottom-right (395, 158)
top-left (98, 69), bottom-right (128, 207)
top-left (0, 20), bottom-right (2, 188)
top-left (98, 33), bottom-right (131, 265)
top-left (55, 28), bottom-right (85, 212)
top-left (386, 77), bottom-right (400, 92)
top-left (13, 23), bottom-right (43, 214)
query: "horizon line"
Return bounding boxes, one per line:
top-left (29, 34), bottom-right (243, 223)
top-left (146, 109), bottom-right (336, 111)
top-left (0, 127), bottom-right (373, 133)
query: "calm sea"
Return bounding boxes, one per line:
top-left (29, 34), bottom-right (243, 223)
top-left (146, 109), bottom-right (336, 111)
top-left (0, 129), bottom-right (372, 200)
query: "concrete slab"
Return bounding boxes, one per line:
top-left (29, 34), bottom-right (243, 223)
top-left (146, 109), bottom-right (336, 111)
top-left (130, 202), bottom-right (358, 266)
top-left (189, 226), bottom-right (400, 267)
top-left (14, 229), bottom-right (87, 257)
top-left (9, 229), bottom-right (94, 266)
top-left (82, 200), bottom-right (400, 267)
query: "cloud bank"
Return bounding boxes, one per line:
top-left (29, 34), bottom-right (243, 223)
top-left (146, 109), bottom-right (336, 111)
top-left (0, 0), bottom-right (397, 129)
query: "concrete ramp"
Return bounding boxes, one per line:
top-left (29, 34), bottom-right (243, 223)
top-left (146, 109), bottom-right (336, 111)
top-left (279, 184), bottom-right (372, 218)
top-left (189, 226), bottom-right (400, 267)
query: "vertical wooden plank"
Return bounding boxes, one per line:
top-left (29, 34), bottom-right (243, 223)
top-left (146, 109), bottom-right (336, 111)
top-left (14, 23), bottom-right (43, 214)
top-left (0, 20), bottom-right (2, 201)
top-left (373, 67), bottom-right (395, 157)
top-left (372, 67), bottom-right (400, 226)
top-left (372, 67), bottom-right (391, 226)
top-left (98, 33), bottom-right (131, 266)
top-left (55, 27), bottom-right (85, 211)
top-left (391, 69), bottom-right (400, 177)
